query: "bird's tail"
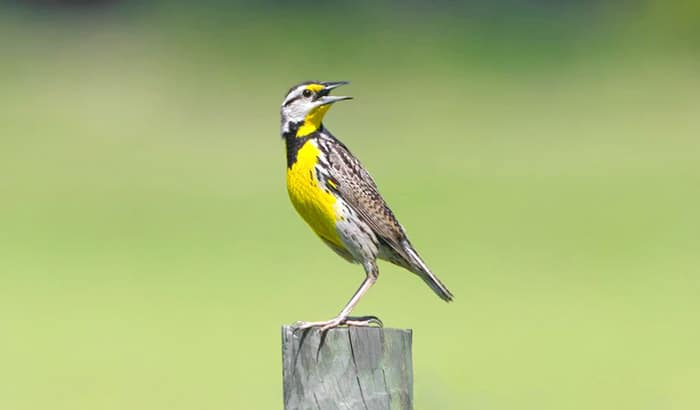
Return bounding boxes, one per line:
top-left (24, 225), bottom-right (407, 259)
top-left (401, 240), bottom-right (454, 302)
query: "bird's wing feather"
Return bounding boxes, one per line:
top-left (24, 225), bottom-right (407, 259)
top-left (321, 137), bottom-right (408, 256)
top-left (320, 134), bottom-right (454, 302)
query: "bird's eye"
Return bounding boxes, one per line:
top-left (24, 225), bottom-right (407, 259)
top-left (302, 89), bottom-right (312, 98)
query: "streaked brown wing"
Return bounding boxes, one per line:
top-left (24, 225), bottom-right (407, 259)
top-left (321, 138), bottom-right (408, 257)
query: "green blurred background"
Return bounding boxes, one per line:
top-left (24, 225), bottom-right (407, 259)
top-left (1, 1), bottom-right (699, 408)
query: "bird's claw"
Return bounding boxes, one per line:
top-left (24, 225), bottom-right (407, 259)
top-left (344, 315), bottom-right (383, 328)
top-left (293, 315), bottom-right (383, 332)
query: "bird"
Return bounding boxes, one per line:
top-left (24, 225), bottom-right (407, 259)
top-left (280, 81), bottom-right (453, 330)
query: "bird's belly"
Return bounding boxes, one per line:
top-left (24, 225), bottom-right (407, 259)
top-left (286, 141), bottom-right (343, 249)
top-left (334, 201), bottom-right (379, 262)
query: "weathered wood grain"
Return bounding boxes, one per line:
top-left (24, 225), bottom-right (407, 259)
top-left (282, 326), bottom-right (413, 410)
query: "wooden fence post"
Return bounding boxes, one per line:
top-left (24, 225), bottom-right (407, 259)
top-left (281, 326), bottom-right (413, 410)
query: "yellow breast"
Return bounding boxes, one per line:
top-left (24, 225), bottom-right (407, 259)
top-left (286, 140), bottom-right (343, 248)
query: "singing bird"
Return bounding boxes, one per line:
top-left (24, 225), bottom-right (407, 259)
top-left (281, 81), bottom-right (453, 330)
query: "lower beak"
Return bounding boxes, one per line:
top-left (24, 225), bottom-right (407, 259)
top-left (318, 95), bottom-right (353, 105)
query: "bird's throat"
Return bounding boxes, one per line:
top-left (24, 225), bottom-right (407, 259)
top-left (296, 105), bottom-right (331, 137)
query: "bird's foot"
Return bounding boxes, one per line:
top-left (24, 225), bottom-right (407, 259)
top-left (294, 315), bottom-right (383, 332)
top-left (343, 315), bottom-right (383, 328)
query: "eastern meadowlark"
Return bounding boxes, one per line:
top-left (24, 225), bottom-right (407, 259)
top-left (281, 81), bottom-right (453, 330)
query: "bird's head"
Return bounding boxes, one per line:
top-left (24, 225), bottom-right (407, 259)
top-left (280, 81), bottom-right (352, 138)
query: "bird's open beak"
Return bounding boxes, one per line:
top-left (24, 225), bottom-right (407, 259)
top-left (316, 81), bottom-right (352, 105)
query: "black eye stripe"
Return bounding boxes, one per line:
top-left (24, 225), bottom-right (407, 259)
top-left (283, 95), bottom-right (301, 107)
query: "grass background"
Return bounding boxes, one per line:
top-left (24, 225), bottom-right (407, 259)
top-left (1, 1), bottom-right (699, 408)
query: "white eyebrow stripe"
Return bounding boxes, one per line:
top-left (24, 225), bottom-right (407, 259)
top-left (283, 95), bottom-right (301, 107)
top-left (282, 87), bottom-right (304, 106)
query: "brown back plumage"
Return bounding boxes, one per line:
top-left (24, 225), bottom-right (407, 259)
top-left (318, 131), bottom-right (454, 301)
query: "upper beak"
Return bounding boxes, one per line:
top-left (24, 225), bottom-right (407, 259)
top-left (316, 81), bottom-right (352, 105)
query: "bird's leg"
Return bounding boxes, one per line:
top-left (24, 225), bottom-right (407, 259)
top-left (295, 261), bottom-right (380, 331)
top-left (294, 276), bottom-right (375, 330)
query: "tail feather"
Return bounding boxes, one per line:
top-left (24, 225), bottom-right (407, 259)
top-left (401, 240), bottom-right (454, 302)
